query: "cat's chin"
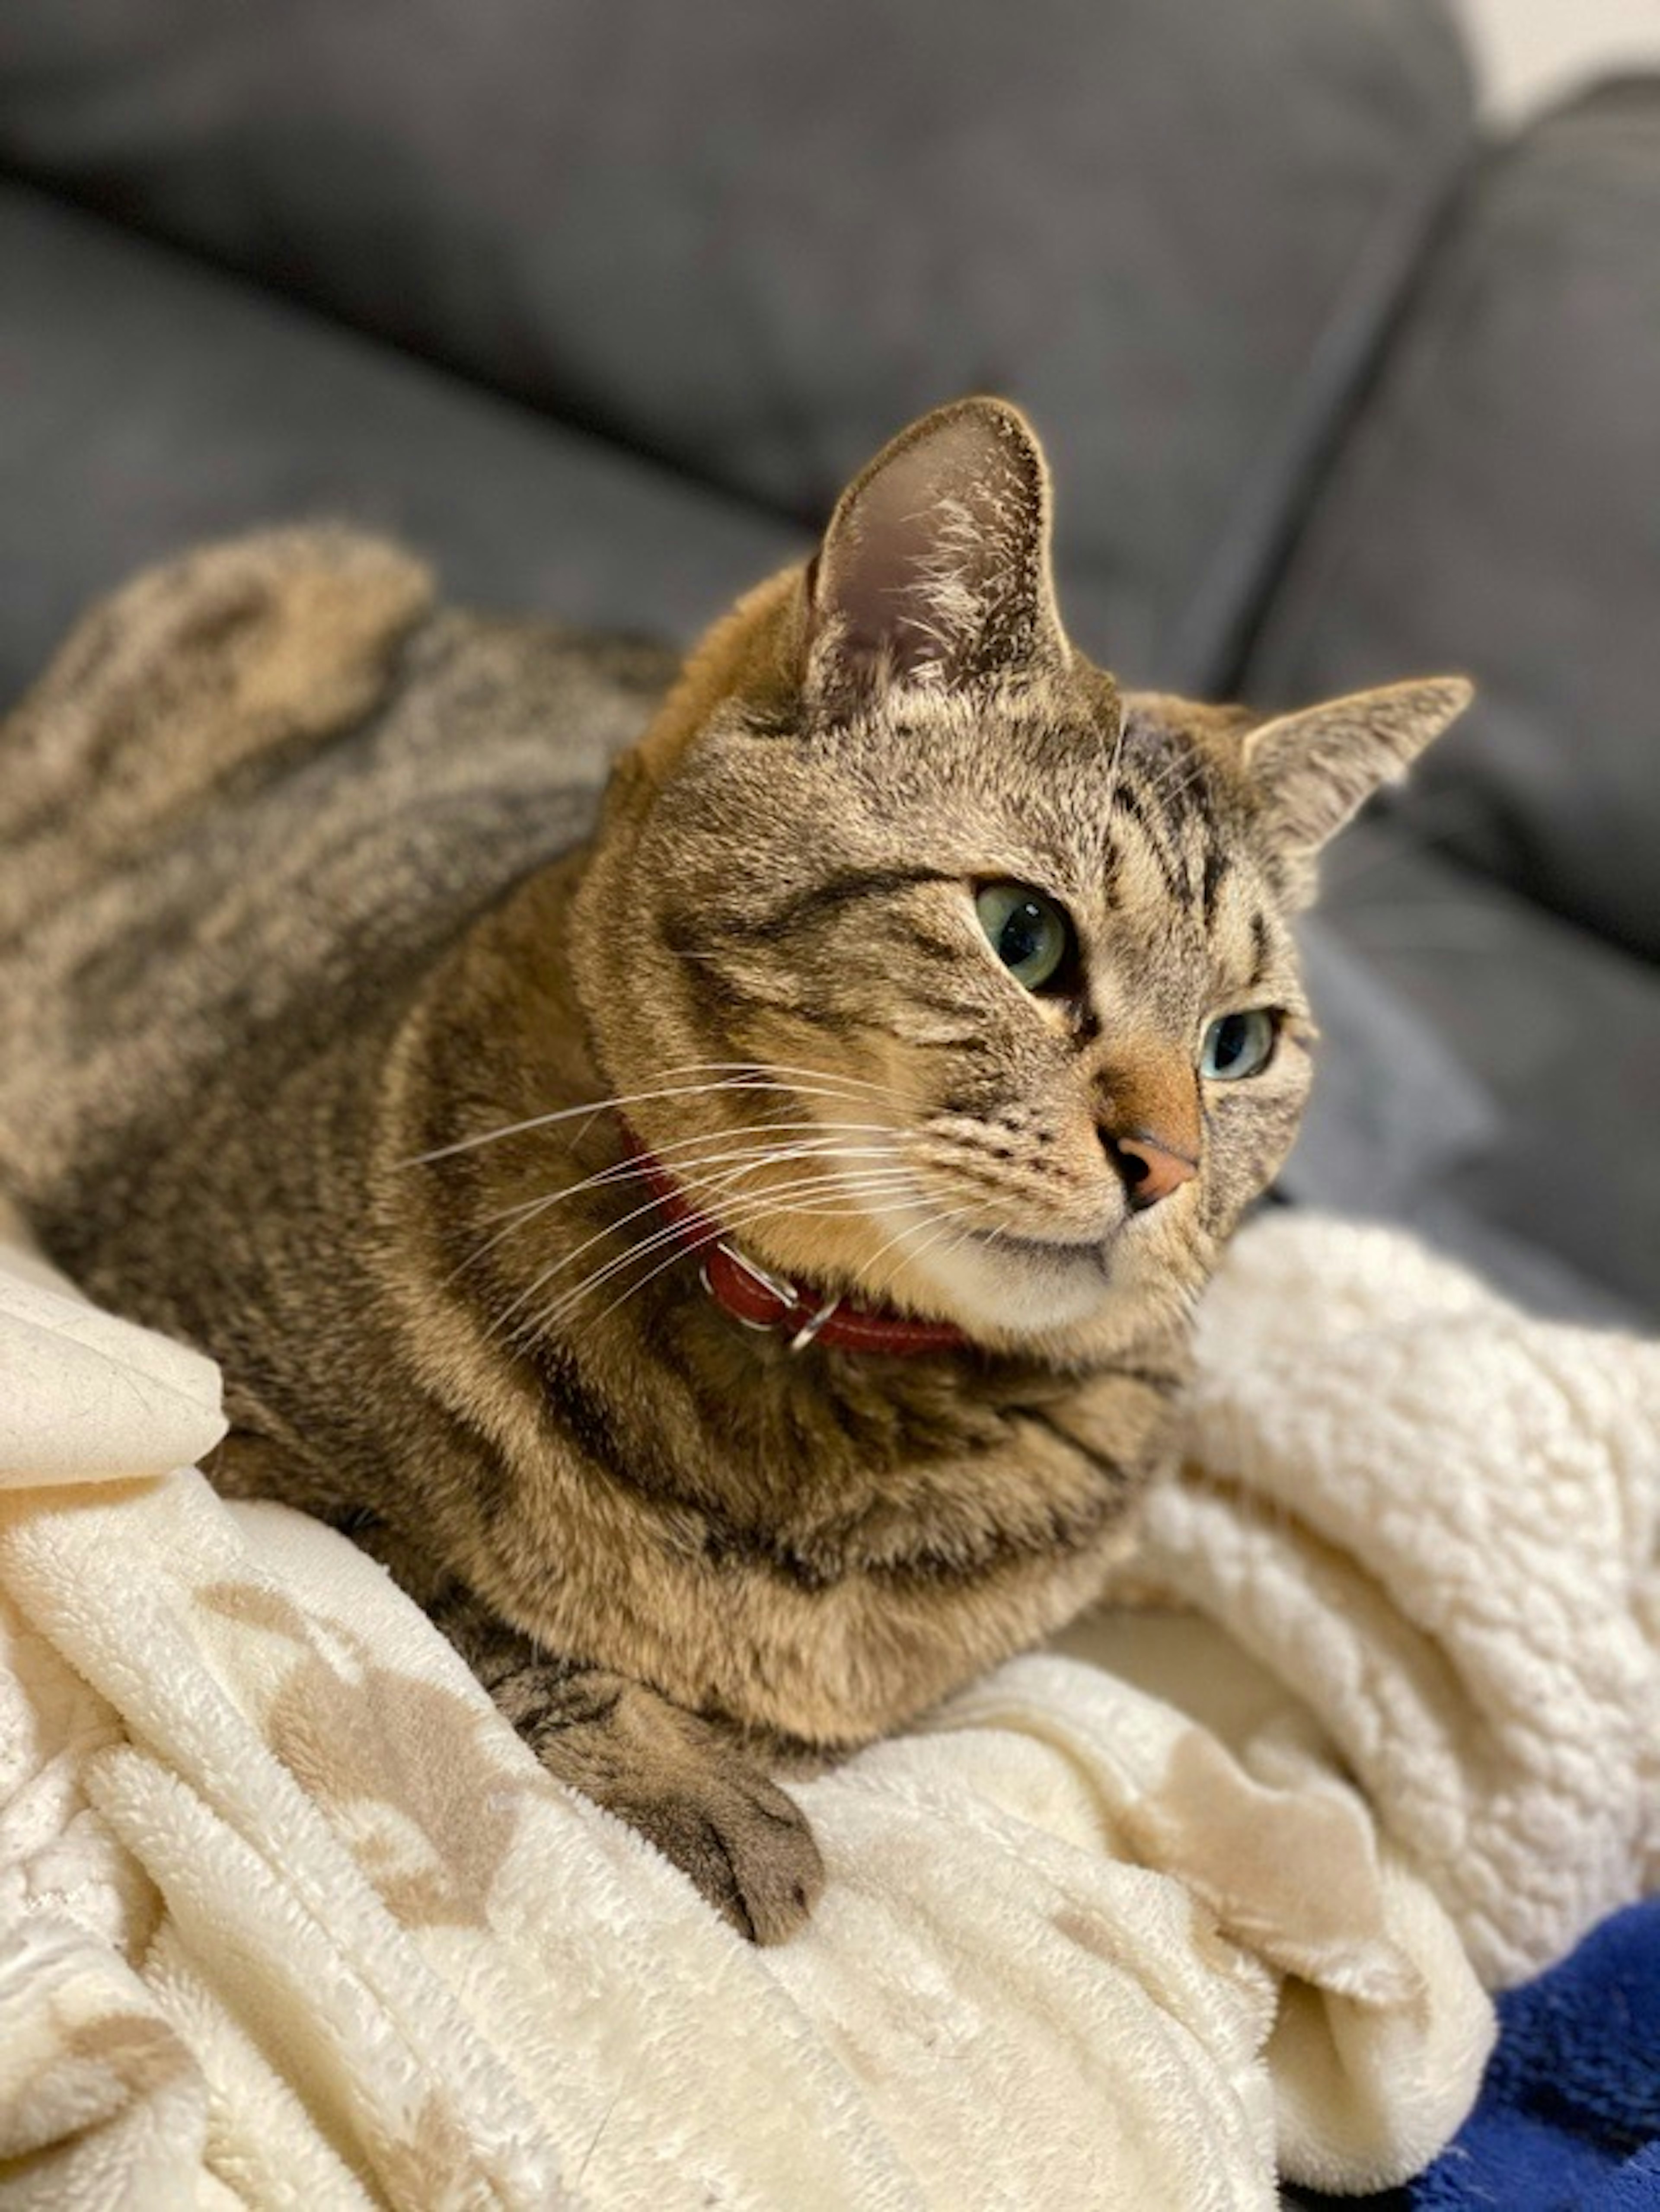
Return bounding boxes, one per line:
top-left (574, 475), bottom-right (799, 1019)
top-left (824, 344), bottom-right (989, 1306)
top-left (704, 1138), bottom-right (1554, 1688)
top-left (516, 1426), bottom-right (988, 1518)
top-left (888, 1217), bottom-right (1182, 1355)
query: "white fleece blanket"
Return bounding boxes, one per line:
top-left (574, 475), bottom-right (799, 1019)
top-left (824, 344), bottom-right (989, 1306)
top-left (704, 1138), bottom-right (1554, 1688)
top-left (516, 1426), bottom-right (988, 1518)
top-left (2, 1205), bottom-right (1657, 2210)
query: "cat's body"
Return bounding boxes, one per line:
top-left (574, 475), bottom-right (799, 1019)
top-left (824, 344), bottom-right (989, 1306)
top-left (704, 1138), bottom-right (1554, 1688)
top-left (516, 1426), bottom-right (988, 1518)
top-left (0, 402), bottom-right (1468, 1940)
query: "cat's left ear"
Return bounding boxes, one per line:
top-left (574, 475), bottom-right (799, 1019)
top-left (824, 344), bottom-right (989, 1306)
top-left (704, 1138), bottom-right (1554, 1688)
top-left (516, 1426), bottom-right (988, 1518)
top-left (1242, 677), bottom-right (1473, 854)
top-left (803, 396), bottom-right (1069, 707)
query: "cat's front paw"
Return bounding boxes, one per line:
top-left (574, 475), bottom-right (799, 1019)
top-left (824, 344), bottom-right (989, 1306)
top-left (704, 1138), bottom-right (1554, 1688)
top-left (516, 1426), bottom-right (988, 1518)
top-left (605, 1756), bottom-right (825, 1945)
top-left (445, 1615), bottom-right (827, 1943)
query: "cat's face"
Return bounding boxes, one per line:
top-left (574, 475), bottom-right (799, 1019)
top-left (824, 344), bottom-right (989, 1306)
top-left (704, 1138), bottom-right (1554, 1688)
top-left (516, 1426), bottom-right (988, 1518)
top-left (614, 678), bottom-right (1315, 1355)
top-left (573, 400), bottom-right (1468, 1361)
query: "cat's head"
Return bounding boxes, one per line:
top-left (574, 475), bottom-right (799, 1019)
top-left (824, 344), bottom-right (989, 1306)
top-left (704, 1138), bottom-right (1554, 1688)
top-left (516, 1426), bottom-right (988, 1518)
top-left (572, 399), bottom-right (1468, 1361)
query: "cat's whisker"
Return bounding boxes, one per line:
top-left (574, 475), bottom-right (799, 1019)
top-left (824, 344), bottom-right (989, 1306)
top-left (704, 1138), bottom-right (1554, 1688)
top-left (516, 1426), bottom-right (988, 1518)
top-left (1101, 702), bottom-right (1129, 818)
top-left (403, 1072), bottom-right (885, 1167)
top-left (555, 1169), bottom-right (929, 1348)
top-left (527, 1166), bottom-right (922, 1350)
top-left (447, 1122), bottom-right (901, 1289)
top-left (552, 1066), bottom-right (899, 1158)
top-left (676, 1144), bottom-right (903, 1218)
top-left (402, 1078), bottom-right (789, 1165)
top-left (1131, 745), bottom-right (1205, 809)
top-left (930, 1216), bottom-right (1006, 1309)
top-left (486, 1160), bottom-right (773, 1339)
top-left (480, 1118), bottom-right (897, 1221)
top-left (556, 1170), bottom-right (975, 1347)
top-left (525, 1152), bottom-right (921, 1328)
top-left (508, 1119), bottom-right (1100, 1337)
top-left (555, 1220), bottom-right (745, 1346)
top-left (862, 1160), bottom-right (1096, 1304)
top-left (490, 1146), bottom-right (913, 1345)
top-left (406, 1047), bottom-right (907, 1188)
top-left (654, 1057), bottom-right (899, 1105)
top-left (659, 1065), bottom-right (919, 1131)
top-left (906, 1210), bottom-right (988, 1290)
top-left (616, 1058), bottom-right (906, 1126)
top-left (864, 1198), bottom-right (989, 1306)
top-left (1111, 736), bottom-right (1186, 811)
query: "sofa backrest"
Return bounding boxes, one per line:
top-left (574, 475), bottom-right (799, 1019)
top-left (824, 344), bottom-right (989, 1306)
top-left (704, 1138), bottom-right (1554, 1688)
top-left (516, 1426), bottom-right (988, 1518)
top-left (0, 0), bottom-right (1473, 686)
top-left (1245, 83), bottom-right (1660, 961)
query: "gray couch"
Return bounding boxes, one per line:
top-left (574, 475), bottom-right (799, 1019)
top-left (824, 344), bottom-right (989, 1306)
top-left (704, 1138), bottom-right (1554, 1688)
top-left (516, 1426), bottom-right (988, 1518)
top-left (2, 0), bottom-right (1655, 1325)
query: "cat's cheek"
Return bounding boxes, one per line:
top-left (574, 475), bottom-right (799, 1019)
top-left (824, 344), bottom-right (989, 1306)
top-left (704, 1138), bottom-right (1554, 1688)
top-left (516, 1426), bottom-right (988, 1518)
top-left (1197, 1096), bottom-right (1309, 1239)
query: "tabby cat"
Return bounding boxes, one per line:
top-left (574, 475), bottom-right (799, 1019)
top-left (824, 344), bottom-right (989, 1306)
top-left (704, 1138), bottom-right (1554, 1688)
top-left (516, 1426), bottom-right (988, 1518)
top-left (0, 399), bottom-right (1468, 1941)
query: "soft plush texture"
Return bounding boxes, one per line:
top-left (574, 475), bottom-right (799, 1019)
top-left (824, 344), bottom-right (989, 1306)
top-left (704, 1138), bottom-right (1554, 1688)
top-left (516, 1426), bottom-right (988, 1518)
top-left (2, 7), bottom-right (1655, 2198)
top-left (1400, 1898), bottom-right (1660, 2208)
top-left (3, 1202), bottom-right (1655, 2207)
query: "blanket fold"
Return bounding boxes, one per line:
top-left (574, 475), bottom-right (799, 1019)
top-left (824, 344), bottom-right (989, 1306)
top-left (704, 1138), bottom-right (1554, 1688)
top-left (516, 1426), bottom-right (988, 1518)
top-left (1, 1211), bottom-right (1655, 2209)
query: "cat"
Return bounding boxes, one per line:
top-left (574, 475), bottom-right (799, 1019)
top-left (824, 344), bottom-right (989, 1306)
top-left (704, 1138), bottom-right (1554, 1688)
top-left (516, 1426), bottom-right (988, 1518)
top-left (0, 398), bottom-right (1468, 1942)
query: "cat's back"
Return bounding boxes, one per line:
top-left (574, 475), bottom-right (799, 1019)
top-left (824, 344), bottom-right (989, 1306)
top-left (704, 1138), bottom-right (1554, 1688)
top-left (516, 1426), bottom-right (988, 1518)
top-left (0, 526), bottom-right (674, 1210)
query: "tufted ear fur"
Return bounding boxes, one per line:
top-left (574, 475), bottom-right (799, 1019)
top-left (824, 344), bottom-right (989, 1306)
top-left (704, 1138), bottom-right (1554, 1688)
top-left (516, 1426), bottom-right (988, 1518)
top-left (803, 397), bottom-right (1068, 708)
top-left (1242, 677), bottom-right (1473, 856)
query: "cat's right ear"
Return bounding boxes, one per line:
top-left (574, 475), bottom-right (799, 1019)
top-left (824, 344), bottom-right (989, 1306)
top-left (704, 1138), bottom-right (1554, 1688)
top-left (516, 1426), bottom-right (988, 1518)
top-left (802, 398), bottom-right (1069, 711)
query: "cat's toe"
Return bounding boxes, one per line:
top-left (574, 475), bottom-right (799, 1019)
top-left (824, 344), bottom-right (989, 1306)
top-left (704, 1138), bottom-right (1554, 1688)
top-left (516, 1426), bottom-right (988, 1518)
top-left (622, 1769), bottom-right (825, 1944)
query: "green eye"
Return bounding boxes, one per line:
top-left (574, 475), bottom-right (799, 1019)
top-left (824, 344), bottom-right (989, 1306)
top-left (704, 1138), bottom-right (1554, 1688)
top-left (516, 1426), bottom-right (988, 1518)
top-left (975, 883), bottom-right (1073, 991)
top-left (1200, 1010), bottom-right (1277, 1081)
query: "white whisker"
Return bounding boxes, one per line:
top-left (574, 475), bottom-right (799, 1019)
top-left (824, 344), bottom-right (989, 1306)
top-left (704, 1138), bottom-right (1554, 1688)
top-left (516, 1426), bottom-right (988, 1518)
top-left (447, 1121), bottom-right (897, 1288)
top-left (865, 1198), bottom-right (986, 1304)
top-left (491, 1146), bottom-right (910, 1344)
top-left (528, 1166), bottom-right (920, 1348)
top-left (402, 1054), bottom-right (908, 1170)
top-left (404, 1082), bottom-right (793, 1167)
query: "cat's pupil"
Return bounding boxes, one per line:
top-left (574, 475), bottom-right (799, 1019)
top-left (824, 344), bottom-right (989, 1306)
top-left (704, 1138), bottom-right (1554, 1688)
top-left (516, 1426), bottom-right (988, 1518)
top-left (1213, 1017), bottom-right (1248, 1070)
top-left (999, 903), bottom-right (1047, 969)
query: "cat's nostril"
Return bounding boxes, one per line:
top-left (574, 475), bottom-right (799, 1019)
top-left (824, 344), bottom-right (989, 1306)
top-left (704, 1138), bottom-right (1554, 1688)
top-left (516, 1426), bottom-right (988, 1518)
top-left (1105, 1128), bottom-right (1198, 1210)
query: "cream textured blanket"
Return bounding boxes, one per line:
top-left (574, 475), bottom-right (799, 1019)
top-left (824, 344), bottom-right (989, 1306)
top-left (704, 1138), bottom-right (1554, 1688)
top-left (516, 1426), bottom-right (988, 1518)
top-left (2, 1205), bottom-right (1657, 2210)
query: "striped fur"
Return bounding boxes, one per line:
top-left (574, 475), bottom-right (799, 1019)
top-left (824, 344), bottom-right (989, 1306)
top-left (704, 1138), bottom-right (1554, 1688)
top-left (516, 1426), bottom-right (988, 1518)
top-left (0, 402), bottom-right (1468, 1940)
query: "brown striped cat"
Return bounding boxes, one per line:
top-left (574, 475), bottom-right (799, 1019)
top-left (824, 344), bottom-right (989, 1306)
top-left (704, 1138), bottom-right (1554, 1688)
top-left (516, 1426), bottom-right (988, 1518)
top-left (0, 399), bottom-right (1468, 1941)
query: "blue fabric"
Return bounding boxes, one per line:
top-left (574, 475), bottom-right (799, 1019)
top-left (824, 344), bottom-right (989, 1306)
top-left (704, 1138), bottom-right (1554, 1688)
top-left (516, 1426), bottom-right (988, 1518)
top-left (1417, 1898), bottom-right (1660, 2210)
top-left (1293, 1901), bottom-right (1660, 2209)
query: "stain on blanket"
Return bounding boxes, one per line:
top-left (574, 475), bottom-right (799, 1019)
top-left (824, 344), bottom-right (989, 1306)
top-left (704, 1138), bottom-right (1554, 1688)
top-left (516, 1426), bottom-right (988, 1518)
top-left (197, 1580), bottom-right (529, 1930)
top-left (1118, 1731), bottom-right (1418, 2005)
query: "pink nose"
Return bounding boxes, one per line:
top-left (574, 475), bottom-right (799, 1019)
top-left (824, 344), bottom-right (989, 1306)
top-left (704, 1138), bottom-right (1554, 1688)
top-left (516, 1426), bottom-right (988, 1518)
top-left (1113, 1131), bottom-right (1198, 1210)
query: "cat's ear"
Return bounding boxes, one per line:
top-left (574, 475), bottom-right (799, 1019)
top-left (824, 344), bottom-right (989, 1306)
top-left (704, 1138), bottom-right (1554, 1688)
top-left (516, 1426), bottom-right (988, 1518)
top-left (802, 397), bottom-right (1068, 706)
top-left (1242, 678), bottom-right (1473, 854)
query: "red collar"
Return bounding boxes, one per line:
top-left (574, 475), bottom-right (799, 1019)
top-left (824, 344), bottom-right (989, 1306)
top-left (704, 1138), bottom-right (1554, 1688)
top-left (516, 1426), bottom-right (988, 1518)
top-left (620, 1128), bottom-right (973, 1358)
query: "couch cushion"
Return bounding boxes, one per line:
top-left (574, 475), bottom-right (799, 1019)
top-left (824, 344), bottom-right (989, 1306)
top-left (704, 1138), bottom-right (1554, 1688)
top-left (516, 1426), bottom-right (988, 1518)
top-left (1285, 819), bottom-right (1660, 1324)
top-left (0, 0), bottom-right (1473, 685)
top-left (0, 187), bottom-right (804, 708)
top-left (1244, 82), bottom-right (1660, 962)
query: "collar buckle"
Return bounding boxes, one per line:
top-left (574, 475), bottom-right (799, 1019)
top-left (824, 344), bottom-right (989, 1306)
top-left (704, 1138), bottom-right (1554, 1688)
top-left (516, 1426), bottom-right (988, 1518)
top-left (699, 1238), bottom-right (802, 1331)
top-left (704, 1239), bottom-right (841, 1350)
top-left (788, 1297), bottom-right (843, 1354)
top-left (621, 1118), bottom-right (969, 1360)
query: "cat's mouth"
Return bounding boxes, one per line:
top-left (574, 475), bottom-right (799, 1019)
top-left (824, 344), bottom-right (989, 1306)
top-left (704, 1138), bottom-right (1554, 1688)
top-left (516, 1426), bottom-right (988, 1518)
top-left (964, 1224), bottom-right (1117, 1278)
top-left (886, 1208), bottom-right (1147, 1342)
